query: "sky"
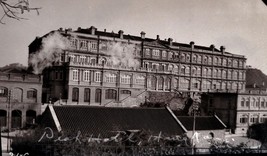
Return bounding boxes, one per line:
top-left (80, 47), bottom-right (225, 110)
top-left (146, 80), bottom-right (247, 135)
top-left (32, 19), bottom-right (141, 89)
top-left (0, 0), bottom-right (267, 73)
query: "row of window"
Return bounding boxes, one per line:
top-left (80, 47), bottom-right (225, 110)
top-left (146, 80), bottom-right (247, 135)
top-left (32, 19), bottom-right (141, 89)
top-left (145, 48), bottom-right (245, 68)
top-left (149, 77), bottom-right (244, 91)
top-left (0, 87), bottom-right (37, 102)
top-left (70, 38), bottom-right (98, 51)
top-left (144, 62), bottom-right (245, 80)
top-left (240, 98), bottom-right (267, 108)
top-left (239, 115), bottom-right (267, 124)
top-left (72, 88), bottom-right (131, 102)
top-left (72, 70), bottom-right (145, 85)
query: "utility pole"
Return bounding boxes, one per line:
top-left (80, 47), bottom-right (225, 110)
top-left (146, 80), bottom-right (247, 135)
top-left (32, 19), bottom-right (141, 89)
top-left (7, 89), bottom-right (11, 152)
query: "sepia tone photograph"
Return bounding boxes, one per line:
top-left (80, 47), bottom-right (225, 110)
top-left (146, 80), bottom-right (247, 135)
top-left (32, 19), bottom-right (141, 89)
top-left (0, 0), bottom-right (267, 155)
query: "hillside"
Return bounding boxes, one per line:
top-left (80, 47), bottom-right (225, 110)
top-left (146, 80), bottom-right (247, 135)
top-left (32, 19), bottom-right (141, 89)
top-left (246, 68), bottom-right (267, 88)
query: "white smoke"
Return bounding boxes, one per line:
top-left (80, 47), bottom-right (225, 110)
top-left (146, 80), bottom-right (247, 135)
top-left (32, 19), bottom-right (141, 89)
top-left (29, 32), bottom-right (70, 74)
top-left (107, 42), bottom-right (140, 68)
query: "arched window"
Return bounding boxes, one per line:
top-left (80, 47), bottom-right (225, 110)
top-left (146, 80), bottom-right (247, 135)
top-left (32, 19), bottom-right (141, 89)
top-left (180, 78), bottom-right (190, 89)
top-left (84, 88), bottom-right (90, 102)
top-left (26, 110), bottom-right (36, 124)
top-left (12, 88), bottom-right (23, 103)
top-left (181, 53), bottom-right (186, 62)
top-left (173, 78), bottom-right (179, 89)
top-left (0, 87), bottom-right (8, 97)
top-left (0, 110), bottom-right (7, 127)
top-left (72, 88), bottom-right (79, 102)
top-left (213, 69), bottom-right (218, 78)
top-left (240, 98), bottom-right (245, 107)
top-left (95, 89), bottom-right (102, 103)
top-left (228, 71), bottom-right (232, 79)
top-left (151, 76), bottom-right (157, 90)
top-left (192, 55), bottom-right (197, 63)
top-left (27, 89), bottom-right (37, 99)
top-left (208, 57), bottom-right (212, 65)
top-left (214, 57), bottom-right (218, 65)
top-left (222, 70), bottom-right (227, 79)
top-left (11, 110), bottom-right (22, 128)
top-left (181, 66), bottom-right (186, 75)
top-left (158, 77), bottom-right (164, 90)
top-left (165, 78), bottom-right (171, 91)
top-left (197, 55), bottom-right (202, 63)
top-left (105, 89), bottom-right (117, 100)
top-left (203, 68), bottom-right (207, 77)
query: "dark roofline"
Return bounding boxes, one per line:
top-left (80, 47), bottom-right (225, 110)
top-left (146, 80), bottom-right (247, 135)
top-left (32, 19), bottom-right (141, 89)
top-left (73, 27), bottom-right (242, 56)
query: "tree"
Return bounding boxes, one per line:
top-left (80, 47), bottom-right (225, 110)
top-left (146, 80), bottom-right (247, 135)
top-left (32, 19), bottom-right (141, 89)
top-left (0, 0), bottom-right (41, 24)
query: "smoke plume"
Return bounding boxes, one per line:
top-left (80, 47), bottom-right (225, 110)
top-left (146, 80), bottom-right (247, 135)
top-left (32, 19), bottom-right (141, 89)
top-left (107, 42), bottom-right (140, 68)
top-left (29, 32), bottom-right (70, 74)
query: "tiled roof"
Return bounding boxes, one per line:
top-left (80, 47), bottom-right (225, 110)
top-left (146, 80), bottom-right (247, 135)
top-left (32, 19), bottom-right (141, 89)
top-left (41, 106), bottom-right (186, 137)
top-left (176, 116), bottom-right (226, 131)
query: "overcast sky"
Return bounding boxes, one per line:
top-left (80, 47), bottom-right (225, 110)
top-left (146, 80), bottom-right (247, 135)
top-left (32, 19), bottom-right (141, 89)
top-left (0, 0), bottom-right (267, 73)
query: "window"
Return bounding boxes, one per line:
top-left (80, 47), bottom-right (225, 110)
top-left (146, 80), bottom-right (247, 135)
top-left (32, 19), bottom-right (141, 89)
top-left (121, 90), bottom-right (131, 95)
top-left (214, 57), bottom-right (218, 65)
top-left (84, 70), bottom-right (90, 82)
top-left (233, 71), bottom-right (238, 80)
top-left (158, 77), bottom-right (164, 90)
top-left (168, 52), bottom-right (173, 60)
top-left (197, 55), bottom-right (202, 63)
top-left (240, 115), bottom-right (248, 124)
top-left (121, 75), bottom-right (131, 84)
top-left (260, 115), bottom-right (267, 123)
top-left (145, 49), bottom-right (150, 56)
top-left (233, 60), bottom-right (238, 67)
top-left (222, 59), bottom-right (227, 66)
top-left (162, 51), bottom-right (167, 58)
top-left (227, 71), bottom-right (232, 79)
top-left (73, 70), bottom-right (79, 81)
top-left (95, 72), bottom-right (102, 82)
top-left (79, 40), bottom-right (87, 50)
top-left (165, 78), bottom-right (171, 91)
top-left (222, 70), bottom-right (227, 79)
top-left (208, 57), bottom-right (212, 65)
top-left (250, 116), bottom-right (258, 123)
top-left (246, 100), bottom-right (250, 107)
top-left (213, 69), bottom-right (218, 78)
top-left (203, 56), bottom-right (208, 64)
top-left (207, 68), bottom-right (212, 77)
top-left (84, 88), bottom-right (90, 102)
top-left (136, 76), bottom-right (145, 85)
top-left (89, 41), bottom-right (97, 50)
top-left (181, 54), bottom-right (186, 62)
top-left (192, 55), bottom-right (197, 63)
top-left (152, 49), bottom-right (160, 56)
top-left (72, 88), bottom-right (79, 102)
top-left (106, 73), bottom-right (117, 83)
top-left (95, 89), bottom-right (101, 103)
top-left (0, 87), bottom-right (8, 97)
top-left (261, 101), bottom-right (265, 107)
top-left (180, 78), bottom-right (190, 89)
top-left (27, 90), bottom-right (37, 99)
top-left (186, 55), bottom-right (190, 62)
top-left (241, 99), bottom-right (245, 107)
top-left (203, 68), bottom-right (207, 77)
top-left (151, 76), bottom-right (157, 90)
top-left (105, 89), bottom-right (117, 100)
top-left (228, 60), bottom-right (232, 67)
top-left (181, 66), bottom-right (186, 75)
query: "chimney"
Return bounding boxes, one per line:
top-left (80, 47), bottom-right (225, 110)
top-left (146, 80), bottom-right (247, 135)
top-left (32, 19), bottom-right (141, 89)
top-left (210, 44), bottom-right (215, 51)
top-left (58, 28), bottom-right (63, 31)
top-left (77, 27), bottom-right (81, 31)
top-left (253, 83), bottom-right (256, 88)
top-left (104, 29), bottom-right (106, 32)
top-left (220, 46), bottom-right (225, 53)
top-left (190, 41), bottom-right (195, 49)
top-left (156, 35), bottom-right (160, 40)
top-left (118, 30), bottom-right (124, 39)
top-left (140, 31), bottom-right (146, 39)
top-left (89, 26), bottom-right (96, 35)
top-left (168, 38), bottom-right (173, 46)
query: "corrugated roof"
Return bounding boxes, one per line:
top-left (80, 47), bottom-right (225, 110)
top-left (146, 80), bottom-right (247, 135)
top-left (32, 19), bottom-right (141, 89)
top-left (42, 106), bottom-right (186, 137)
top-left (176, 116), bottom-right (226, 131)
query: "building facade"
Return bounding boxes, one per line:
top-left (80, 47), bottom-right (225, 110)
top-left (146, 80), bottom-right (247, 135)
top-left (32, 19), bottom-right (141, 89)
top-left (201, 90), bottom-right (267, 135)
top-left (29, 26), bottom-right (246, 107)
top-left (0, 70), bottom-right (42, 130)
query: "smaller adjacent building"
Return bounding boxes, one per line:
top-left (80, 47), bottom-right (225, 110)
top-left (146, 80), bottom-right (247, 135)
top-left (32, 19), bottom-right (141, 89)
top-left (201, 91), bottom-right (267, 135)
top-left (0, 66), bottom-right (42, 130)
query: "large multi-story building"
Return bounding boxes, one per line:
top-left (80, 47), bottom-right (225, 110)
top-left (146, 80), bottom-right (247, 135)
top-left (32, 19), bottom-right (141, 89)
top-left (0, 65), bottom-right (42, 130)
top-left (29, 26), bottom-right (246, 107)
